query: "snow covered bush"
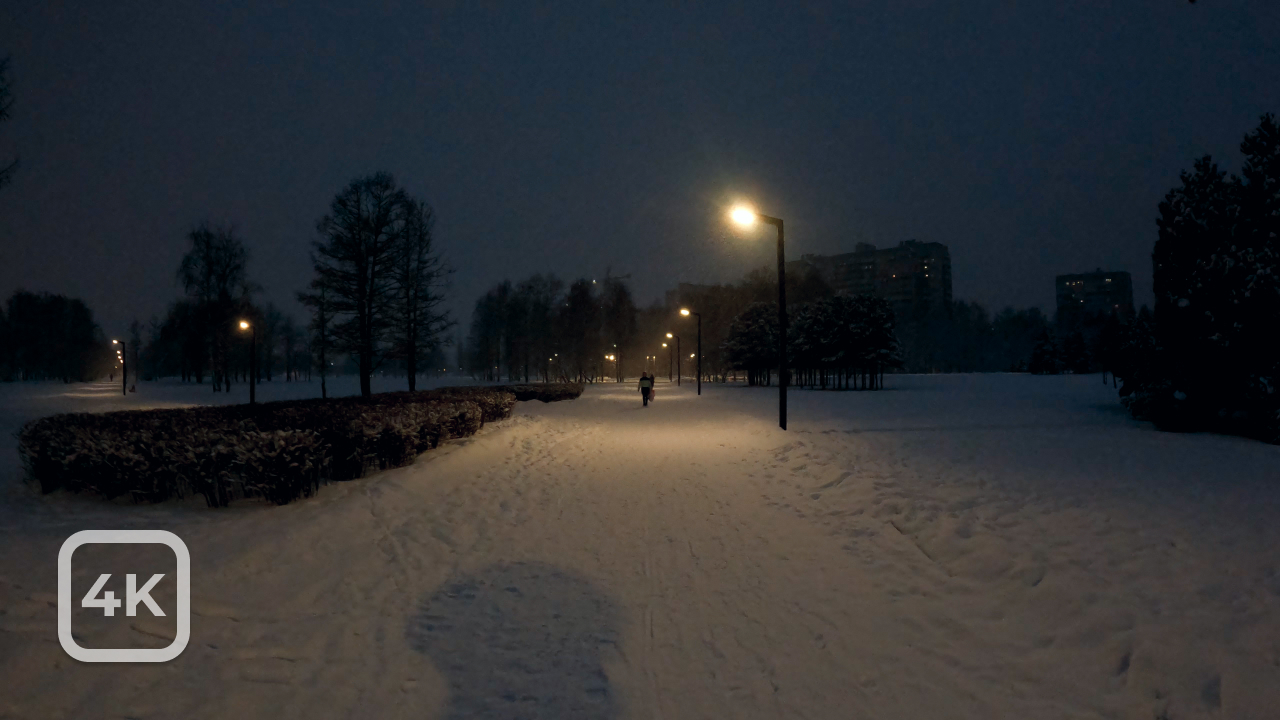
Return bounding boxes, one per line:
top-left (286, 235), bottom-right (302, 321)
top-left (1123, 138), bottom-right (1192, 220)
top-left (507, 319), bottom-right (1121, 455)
top-left (501, 383), bottom-right (585, 403)
top-left (17, 385), bottom-right (580, 507)
top-left (429, 386), bottom-right (518, 422)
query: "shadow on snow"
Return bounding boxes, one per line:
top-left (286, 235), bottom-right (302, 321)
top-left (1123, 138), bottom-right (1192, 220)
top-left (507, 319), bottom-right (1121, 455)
top-left (407, 562), bottom-right (620, 719)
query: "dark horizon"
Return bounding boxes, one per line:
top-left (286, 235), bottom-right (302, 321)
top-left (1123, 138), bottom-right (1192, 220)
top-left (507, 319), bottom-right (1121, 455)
top-left (2, 1), bottom-right (1278, 338)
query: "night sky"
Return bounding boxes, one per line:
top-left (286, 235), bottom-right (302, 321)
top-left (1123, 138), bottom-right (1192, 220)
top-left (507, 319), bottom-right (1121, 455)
top-left (1, 1), bottom-right (1278, 338)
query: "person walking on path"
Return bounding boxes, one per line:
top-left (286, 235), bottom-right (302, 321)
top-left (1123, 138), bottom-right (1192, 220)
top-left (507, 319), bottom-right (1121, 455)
top-left (638, 372), bottom-right (654, 407)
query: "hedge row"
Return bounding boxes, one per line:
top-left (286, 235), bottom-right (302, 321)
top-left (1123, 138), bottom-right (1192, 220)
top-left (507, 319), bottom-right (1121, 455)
top-left (18, 384), bottom-right (582, 507)
top-left (501, 384), bottom-right (585, 403)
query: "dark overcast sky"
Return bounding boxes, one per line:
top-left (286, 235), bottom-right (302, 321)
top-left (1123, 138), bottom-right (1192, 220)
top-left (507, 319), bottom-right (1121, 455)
top-left (2, 1), bottom-right (1278, 337)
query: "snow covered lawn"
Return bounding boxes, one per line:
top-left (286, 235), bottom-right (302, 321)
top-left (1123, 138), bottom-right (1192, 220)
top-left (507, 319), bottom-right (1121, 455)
top-left (1, 374), bottom-right (1277, 719)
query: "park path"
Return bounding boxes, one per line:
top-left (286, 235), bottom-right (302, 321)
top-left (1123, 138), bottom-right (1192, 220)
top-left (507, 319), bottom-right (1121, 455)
top-left (3, 378), bottom-right (1278, 719)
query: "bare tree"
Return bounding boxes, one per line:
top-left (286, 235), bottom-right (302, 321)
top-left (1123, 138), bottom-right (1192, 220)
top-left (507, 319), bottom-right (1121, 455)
top-left (178, 223), bottom-right (251, 392)
top-left (281, 315), bottom-right (298, 381)
top-left (128, 319), bottom-right (143, 387)
top-left (298, 280), bottom-right (332, 399)
top-left (391, 198), bottom-right (453, 391)
top-left (259, 302), bottom-right (282, 381)
top-left (311, 173), bottom-right (408, 398)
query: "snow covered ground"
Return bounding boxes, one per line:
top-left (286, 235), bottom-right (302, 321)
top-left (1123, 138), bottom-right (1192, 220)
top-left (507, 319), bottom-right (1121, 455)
top-left (1, 374), bottom-right (1278, 719)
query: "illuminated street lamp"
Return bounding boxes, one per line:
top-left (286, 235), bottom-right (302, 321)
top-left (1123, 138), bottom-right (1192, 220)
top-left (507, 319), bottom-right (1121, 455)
top-left (666, 333), bottom-right (680, 386)
top-left (239, 320), bottom-right (256, 405)
top-left (111, 339), bottom-right (126, 396)
top-left (680, 308), bottom-right (701, 396)
top-left (729, 204), bottom-right (788, 430)
top-left (662, 342), bottom-right (672, 382)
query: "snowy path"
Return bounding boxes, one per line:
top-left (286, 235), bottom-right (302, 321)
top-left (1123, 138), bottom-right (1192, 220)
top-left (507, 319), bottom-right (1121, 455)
top-left (1, 376), bottom-right (1278, 719)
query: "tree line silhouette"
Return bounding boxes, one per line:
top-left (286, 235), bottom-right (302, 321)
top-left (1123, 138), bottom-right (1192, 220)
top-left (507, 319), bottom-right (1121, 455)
top-left (0, 291), bottom-right (108, 381)
top-left (465, 275), bottom-right (637, 383)
top-left (140, 173), bottom-right (453, 398)
top-left (725, 295), bottom-right (899, 390)
top-left (4, 173), bottom-right (456, 395)
top-left (463, 264), bottom-right (1061, 390)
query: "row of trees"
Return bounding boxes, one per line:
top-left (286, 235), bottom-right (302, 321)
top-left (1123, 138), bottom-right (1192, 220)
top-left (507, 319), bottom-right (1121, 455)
top-left (723, 295), bottom-right (899, 390)
top-left (465, 275), bottom-right (637, 383)
top-left (1120, 114), bottom-right (1280, 441)
top-left (1025, 311), bottom-right (1134, 377)
top-left (1, 173), bottom-right (455, 394)
top-left (464, 262), bottom-right (1075, 387)
top-left (464, 267), bottom-right (845, 385)
top-left (0, 291), bottom-right (111, 381)
top-left (305, 173), bottom-right (453, 397)
top-left (131, 223), bottom-right (310, 390)
top-left (6, 59), bottom-right (456, 395)
top-left (141, 298), bottom-right (313, 385)
top-left (125, 173), bottom-right (453, 398)
top-left (655, 267), bottom-right (836, 383)
top-left (894, 302), bottom-right (1123, 374)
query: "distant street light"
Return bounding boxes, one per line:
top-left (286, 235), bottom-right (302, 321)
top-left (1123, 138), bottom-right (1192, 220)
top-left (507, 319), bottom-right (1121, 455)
top-left (730, 204), bottom-right (787, 430)
top-left (239, 320), bottom-right (256, 405)
top-left (662, 342), bottom-right (672, 382)
top-left (666, 333), bottom-right (680, 386)
top-left (111, 339), bottom-right (126, 396)
top-left (680, 308), bottom-right (701, 396)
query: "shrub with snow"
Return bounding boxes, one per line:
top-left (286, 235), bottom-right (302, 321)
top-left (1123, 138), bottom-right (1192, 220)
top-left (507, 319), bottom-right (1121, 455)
top-left (17, 384), bottom-right (582, 507)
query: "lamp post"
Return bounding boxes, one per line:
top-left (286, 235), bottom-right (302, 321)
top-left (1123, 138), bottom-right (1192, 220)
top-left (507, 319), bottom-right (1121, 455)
top-left (666, 333), bottom-right (680, 386)
top-left (112, 339), bottom-right (126, 396)
top-left (680, 308), bottom-right (701, 395)
top-left (730, 205), bottom-right (787, 430)
top-left (239, 320), bottom-right (256, 405)
top-left (662, 342), bottom-right (672, 382)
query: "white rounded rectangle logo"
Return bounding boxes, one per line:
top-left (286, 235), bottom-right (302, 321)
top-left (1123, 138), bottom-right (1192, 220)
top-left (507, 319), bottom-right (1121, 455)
top-left (58, 530), bottom-right (191, 662)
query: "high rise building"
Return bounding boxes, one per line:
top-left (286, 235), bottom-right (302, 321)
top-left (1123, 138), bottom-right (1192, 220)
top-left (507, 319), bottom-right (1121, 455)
top-left (787, 240), bottom-right (952, 319)
top-left (1055, 269), bottom-right (1133, 326)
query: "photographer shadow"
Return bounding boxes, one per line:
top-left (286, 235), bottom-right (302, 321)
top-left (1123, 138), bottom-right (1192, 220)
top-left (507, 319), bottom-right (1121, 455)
top-left (406, 561), bottom-right (620, 719)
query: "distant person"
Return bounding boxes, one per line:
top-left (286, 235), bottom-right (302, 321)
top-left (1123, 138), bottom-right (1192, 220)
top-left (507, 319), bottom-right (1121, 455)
top-left (638, 372), bottom-right (654, 407)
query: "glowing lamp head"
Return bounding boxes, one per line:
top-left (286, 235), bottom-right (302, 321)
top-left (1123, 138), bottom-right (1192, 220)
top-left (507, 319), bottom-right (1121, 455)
top-left (662, 343), bottom-right (667, 347)
top-left (239, 320), bottom-right (250, 330)
top-left (666, 332), bottom-right (673, 338)
top-left (730, 206), bottom-right (757, 227)
top-left (680, 308), bottom-right (690, 316)
top-left (112, 339), bottom-right (118, 345)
